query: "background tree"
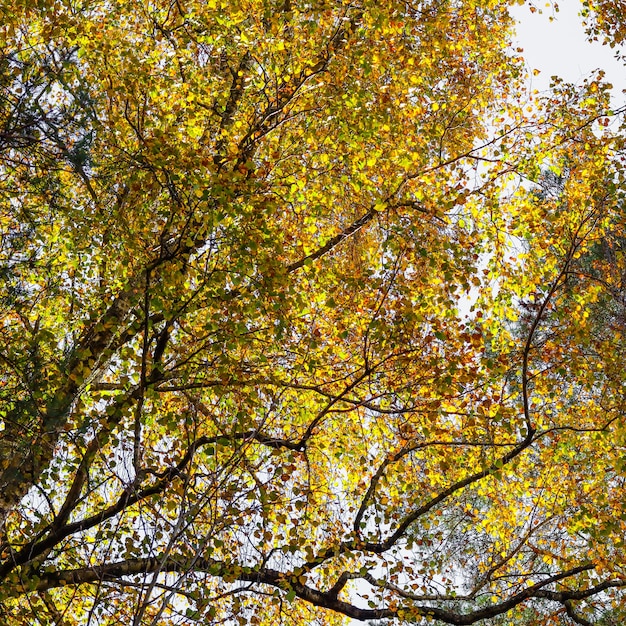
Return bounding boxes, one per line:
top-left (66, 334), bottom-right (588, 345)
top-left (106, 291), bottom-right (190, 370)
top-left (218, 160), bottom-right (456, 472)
top-left (1, 1), bottom-right (626, 625)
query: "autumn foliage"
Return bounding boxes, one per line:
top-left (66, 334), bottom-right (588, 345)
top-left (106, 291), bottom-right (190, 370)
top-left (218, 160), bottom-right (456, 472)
top-left (1, 0), bottom-right (626, 624)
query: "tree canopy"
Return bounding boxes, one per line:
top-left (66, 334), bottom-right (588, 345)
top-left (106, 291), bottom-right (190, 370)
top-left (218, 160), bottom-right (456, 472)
top-left (1, 0), bottom-right (626, 624)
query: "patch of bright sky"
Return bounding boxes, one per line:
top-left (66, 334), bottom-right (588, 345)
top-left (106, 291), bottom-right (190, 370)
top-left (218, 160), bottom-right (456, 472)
top-left (510, 1), bottom-right (625, 106)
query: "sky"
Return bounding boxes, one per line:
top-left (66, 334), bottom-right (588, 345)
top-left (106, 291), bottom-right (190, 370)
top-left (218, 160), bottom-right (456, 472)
top-left (510, 1), bottom-right (626, 105)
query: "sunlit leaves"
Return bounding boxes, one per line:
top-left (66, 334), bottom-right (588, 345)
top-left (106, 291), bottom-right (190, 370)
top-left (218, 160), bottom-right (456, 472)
top-left (1, 0), bottom-right (626, 625)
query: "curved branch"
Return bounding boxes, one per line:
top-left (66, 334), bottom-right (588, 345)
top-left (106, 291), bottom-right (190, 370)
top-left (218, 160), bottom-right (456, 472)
top-left (359, 429), bottom-right (536, 554)
top-left (8, 554), bottom-right (621, 626)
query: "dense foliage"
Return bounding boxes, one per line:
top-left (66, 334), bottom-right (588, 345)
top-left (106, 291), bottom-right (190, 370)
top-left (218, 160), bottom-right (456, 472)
top-left (1, 1), bottom-right (626, 624)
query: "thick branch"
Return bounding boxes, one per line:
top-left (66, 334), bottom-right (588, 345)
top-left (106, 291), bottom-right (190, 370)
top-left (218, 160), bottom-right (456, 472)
top-left (7, 555), bottom-right (618, 626)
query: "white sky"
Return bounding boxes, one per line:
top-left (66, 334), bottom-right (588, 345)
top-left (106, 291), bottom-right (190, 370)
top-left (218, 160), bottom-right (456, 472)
top-left (510, 1), bottom-right (626, 105)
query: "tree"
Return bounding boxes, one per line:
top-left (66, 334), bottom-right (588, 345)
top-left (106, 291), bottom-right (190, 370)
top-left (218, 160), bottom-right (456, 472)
top-left (1, 0), bottom-right (626, 624)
